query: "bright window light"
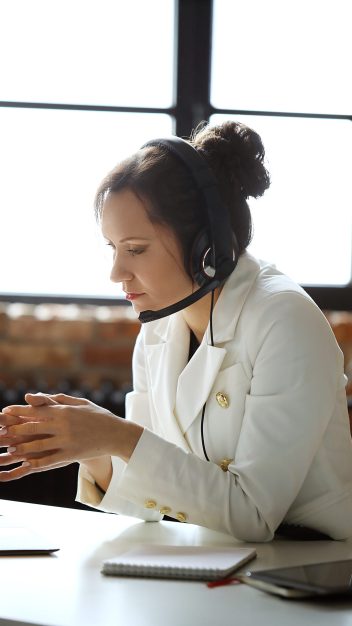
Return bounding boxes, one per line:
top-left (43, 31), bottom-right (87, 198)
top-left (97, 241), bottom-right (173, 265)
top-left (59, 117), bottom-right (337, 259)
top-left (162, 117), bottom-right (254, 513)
top-left (0, 0), bottom-right (176, 298)
top-left (211, 114), bottom-right (352, 286)
top-left (0, 0), bottom-right (175, 107)
top-left (211, 0), bottom-right (352, 114)
top-left (0, 108), bottom-right (174, 297)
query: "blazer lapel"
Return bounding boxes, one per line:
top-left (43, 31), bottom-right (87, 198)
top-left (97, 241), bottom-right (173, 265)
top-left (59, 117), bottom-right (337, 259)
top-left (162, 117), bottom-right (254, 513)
top-left (174, 253), bottom-right (263, 434)
top-left (175, 342), bottom-right (226, 433)
top-left (211, 252), bottom-right (263, 343)
top-left (144, 314), bottom-right (191, 451)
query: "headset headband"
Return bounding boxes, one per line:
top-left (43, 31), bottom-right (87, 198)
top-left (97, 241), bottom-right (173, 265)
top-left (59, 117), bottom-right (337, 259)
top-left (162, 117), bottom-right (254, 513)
top-left (142, 136), bottom-right (237, 283)
top-left (138, 136), bottom-right (238, 323)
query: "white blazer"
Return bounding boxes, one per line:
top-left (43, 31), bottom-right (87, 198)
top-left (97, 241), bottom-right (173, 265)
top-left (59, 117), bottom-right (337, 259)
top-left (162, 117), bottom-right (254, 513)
top-left (77, 252), bottom-right (352, 541)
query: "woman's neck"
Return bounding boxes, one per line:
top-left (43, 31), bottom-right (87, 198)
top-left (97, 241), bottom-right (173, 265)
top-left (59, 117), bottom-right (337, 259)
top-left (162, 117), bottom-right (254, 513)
top-left (181, 287), bottom-right (221, 344)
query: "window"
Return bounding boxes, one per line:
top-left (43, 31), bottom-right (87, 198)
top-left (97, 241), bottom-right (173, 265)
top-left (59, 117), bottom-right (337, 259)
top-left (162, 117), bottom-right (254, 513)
top-left (211, 113), bottom-right (352, 286)
top-left (0, 0), bottom-right (175, 106)
top-left (0, 0), bottom-right (175, 299)
top-left (211, 0), bottom-right (352, 289)
top-left (1, 0), bottom-right (351, 309)
top-left (211, 0), bottom-right (351, 115)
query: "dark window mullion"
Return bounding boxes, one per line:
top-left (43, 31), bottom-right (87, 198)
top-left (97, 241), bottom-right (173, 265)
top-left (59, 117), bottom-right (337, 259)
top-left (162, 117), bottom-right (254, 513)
top-left (0, 100), bottom-right (175, 116)
top-left (209, 107), bottom-right (352, 122)
top-left (175, 0), bottom-right (213, 138)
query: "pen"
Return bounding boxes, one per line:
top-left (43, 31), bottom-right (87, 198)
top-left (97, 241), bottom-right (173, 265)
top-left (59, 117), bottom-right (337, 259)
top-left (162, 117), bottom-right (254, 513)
top-left (207, 577), bottom-right (241, 589)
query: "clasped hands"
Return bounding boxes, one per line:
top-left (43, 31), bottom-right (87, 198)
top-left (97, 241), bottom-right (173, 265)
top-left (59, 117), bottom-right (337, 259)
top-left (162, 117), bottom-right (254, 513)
top-left (0, 392), bottom-right (143, 481)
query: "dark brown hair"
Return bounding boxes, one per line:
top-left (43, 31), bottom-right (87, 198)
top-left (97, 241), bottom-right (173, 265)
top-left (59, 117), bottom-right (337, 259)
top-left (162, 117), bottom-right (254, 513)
top-left (94, 120), bottom-right (270, 274)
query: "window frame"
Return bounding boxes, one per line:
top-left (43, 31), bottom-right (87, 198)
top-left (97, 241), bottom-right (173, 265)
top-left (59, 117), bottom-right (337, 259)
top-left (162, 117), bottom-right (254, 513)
top-left (0, 0), bottom-right (351, 310)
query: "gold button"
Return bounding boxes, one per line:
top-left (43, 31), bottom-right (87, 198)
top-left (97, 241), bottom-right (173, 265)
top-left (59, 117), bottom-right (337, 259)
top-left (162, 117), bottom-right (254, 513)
top-left (219, 458), bottom-right (233, 472)
top-left (175, 512), bottom-right (188, 523)
top-left (159, 506), bottom-right (172, 515)
top-left (216, 392), bottom-right (229, 408)
top-left (144, 499), bottom-right (157, 509)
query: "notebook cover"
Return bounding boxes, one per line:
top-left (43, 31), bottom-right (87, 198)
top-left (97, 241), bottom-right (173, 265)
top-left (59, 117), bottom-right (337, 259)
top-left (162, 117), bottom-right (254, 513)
top-left (102, 544), bottom-right (256, 580)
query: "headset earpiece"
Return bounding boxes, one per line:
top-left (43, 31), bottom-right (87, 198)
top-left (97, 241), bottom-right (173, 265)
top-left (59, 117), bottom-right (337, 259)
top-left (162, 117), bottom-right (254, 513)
top-left (190, 230), bottom-right (216, 287)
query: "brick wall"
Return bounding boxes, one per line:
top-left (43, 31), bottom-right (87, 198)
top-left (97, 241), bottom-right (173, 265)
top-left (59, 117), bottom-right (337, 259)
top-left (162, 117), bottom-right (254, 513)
top-left (0, 302), bottom-right (139, 396)
top-left (0, 303), bottom-right (351, 405)
top-left (325, 312), bottom-right (352, 399)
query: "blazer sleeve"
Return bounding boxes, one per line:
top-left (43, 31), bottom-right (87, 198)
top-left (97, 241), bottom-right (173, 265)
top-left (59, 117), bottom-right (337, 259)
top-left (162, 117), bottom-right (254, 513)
top-left (76, 329), bottom-right (162, 521)
top-left (97, 291), bottom-right (347, 540)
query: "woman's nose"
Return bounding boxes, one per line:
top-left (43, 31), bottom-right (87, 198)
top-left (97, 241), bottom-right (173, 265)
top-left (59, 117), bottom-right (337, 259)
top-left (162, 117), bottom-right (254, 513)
top-left (110, 257), bottom-right (133, 284)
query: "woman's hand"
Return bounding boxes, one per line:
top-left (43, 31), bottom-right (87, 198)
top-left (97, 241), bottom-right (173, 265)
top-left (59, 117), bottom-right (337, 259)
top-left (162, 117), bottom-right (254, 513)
top-left (0, 392), bottom-right (143, 482)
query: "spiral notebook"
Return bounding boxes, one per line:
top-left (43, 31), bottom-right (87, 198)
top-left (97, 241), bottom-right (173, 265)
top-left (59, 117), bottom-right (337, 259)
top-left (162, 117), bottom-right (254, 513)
top-left (102, 545), bottom-right (256, 581)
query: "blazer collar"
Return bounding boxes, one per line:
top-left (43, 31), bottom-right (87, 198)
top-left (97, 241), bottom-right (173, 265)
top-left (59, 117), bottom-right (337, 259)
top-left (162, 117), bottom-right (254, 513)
top-left (145, 252), bottom-right (263, 345)
top-left (210, 251), bottom-right (263, 343)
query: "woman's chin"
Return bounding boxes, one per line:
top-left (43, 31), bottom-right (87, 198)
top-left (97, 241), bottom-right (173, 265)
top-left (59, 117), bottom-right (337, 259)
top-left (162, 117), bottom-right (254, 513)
top-left (130, 299), bottom-right (152, 315)
top-left (131, 299), bottom-right (167, 317)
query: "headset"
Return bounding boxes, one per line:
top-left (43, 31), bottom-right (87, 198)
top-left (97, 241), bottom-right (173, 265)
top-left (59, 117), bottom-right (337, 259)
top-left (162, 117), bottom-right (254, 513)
top-left (138, 136), bottom-right (239, 324)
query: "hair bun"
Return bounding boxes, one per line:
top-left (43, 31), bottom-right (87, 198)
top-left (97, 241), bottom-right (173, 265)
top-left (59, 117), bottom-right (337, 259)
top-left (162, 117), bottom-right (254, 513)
top-left (191, 120), bottom-right (270, 199)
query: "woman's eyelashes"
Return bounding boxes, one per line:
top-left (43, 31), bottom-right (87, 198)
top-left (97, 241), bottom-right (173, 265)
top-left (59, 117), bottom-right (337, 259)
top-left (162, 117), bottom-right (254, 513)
top-left (105, 241), bottom-right (146, 257)
top-left (126, 247), bottom-right (145, 256)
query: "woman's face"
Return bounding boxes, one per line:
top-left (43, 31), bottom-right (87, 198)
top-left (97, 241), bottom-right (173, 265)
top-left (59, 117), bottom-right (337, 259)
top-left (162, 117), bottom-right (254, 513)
top-left (101, 189), bottom-right (194, 314)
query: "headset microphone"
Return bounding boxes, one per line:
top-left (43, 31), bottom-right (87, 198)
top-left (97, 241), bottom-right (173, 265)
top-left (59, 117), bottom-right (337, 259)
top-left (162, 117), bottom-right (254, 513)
top-left (138, 278), bottom-right (221, 323)
top-left (137, 136), bottom-right (238, 324)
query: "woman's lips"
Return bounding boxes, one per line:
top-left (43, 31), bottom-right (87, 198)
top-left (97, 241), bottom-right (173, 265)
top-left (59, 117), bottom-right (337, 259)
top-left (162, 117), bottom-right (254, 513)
top-left (125, 292), bottom-right (145, 301)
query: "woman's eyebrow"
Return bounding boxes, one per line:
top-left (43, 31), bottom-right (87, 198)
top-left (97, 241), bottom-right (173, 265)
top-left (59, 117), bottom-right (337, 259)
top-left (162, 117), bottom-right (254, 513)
top-left (119, 237), bottom-right (152, 243)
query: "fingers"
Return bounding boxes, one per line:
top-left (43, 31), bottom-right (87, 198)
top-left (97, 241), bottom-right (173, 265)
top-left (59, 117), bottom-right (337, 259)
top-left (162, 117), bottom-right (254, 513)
top-left (24, 392), bottom-right (88, 406)
top-left (24, 393), bottom-right (59, 407)
top-left (0, 452), bottom-right (27, 467)
top-left (1, 392), bottom-right (58, 417)
top-left (0, 452), bottom-right (68, 481)
top-left (0, 421), bottom-right (57, 458)
top-left (47, 394), bottom-right (90, 406)
top-left (6, 420), bottom-right (56, 438)
top-left (0, 412), bottom-right (36, 428)
top-left (0, 421), bottom-right (57, 454)
top-left (3, 393), bottom-right (89, 417)
top-left (0, 413), bottom-right (25, 427)
top-left (5, 436), bottom-right (59, 458)
top-left (2, 405), bottom-right (44, 418)
top-left (20, 453), bottom-right (65, 470)
top-left (1, 393), bottom-right (58, 424)
top-left (1, 403), bottom-right (60, 421)
top-left (0, 464), bottom-right (33, 482)
top-left (26, 393), bottom-right (89, 406)
top-left (0, 456), bottom-right (70, 481)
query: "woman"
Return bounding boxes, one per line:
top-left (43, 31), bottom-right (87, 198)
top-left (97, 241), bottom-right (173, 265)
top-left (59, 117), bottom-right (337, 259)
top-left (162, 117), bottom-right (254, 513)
top-left (1, 121), bottom-right (351, 541)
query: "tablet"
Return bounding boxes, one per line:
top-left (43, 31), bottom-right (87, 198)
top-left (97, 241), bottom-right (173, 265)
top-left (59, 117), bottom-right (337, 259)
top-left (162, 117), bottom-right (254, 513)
top-left (238, 559), bottom-right (352, 599)
top-left (0, 516), bottom-right (59, 555)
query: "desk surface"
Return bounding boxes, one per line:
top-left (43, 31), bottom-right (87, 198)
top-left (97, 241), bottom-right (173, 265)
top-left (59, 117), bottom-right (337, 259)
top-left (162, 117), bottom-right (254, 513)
top-left (0, 498), bottom-right (352, 626)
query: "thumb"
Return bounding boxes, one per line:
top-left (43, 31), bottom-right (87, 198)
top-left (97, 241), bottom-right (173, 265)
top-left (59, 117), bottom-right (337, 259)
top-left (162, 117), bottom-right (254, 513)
top-left (45, 393), bottom-right (89, 406)
top-left (25, 393), bottom-right (59, 406)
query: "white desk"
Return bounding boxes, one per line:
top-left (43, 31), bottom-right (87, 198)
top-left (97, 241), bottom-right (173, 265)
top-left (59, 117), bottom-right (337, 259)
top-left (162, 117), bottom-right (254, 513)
top-left (0, 499), bottom-right (352, 626)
